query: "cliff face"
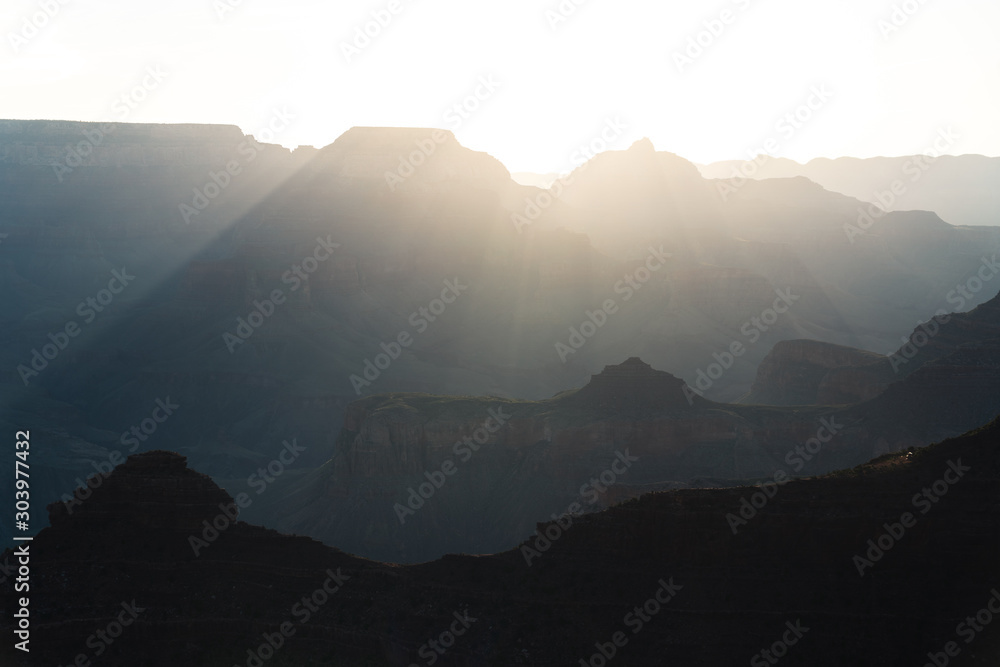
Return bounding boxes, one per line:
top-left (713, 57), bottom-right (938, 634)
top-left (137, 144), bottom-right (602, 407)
top-left (257, 360), bottom-right (757, 562)
top-left (3, 423), bottom-right (998, 666)
top-left (746, 290), bottom-right (1000, 406)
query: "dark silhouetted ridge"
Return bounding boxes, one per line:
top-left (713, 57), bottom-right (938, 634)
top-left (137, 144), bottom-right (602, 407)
top-left (2, 420), bottom-right (998, 665)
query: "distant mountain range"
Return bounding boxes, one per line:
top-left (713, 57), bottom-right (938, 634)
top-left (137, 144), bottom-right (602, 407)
top-left (2, 119), bottom-right (1000, 560)
top-left (698, 153), bottom-right (1000, 227)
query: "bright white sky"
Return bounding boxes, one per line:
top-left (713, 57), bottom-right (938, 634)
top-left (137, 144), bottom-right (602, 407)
top-left (2, 0), bottom-right (998, 173)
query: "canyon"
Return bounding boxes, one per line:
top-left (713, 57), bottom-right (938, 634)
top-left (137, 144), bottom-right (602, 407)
top-left (2, 415), bottom-right (997, 665)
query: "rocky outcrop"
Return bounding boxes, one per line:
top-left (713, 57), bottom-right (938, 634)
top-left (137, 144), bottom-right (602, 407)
top-left (566, 357), bottom-right (701, 411)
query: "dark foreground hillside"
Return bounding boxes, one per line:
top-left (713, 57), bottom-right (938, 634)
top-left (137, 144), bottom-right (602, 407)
top-left (2, 416), bottom-right (999, 666)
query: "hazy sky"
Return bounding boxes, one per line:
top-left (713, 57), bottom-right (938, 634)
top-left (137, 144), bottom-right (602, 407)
top-left (2, 0), bottom-right (998, 173)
